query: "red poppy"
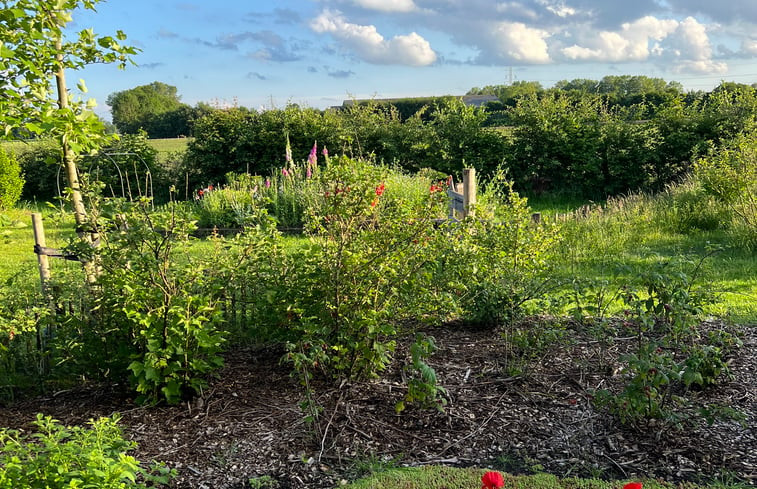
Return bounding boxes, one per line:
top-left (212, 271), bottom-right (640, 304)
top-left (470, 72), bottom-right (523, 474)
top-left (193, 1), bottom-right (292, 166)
top-left (430, 184), bottom-right (442, 193)
top-left (371, 199), bottom-right (378, 208)
top-left (623, 483), bottom-right (642, 489)
top-left (481, 471), bottom-right (504, 489)
top-left (375, 183), bottom-right (385, 196)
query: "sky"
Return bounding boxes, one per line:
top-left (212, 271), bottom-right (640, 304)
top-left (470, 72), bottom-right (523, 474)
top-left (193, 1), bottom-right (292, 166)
top-left (68, 0), bottom-right (757, 120)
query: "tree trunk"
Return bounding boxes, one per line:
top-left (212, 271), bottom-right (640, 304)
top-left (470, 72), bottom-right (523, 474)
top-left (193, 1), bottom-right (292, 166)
top-left (55, 39), bottom-right (98, 283)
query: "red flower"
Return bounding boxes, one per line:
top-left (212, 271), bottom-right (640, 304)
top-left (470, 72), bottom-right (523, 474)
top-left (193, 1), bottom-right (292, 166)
top-left (430, 184), bottom-right (442, 193)
top-left (375, 183), bottom-right (385, 196)
top-left (623, 483), bottom-right (642, 489)
top-left (8, 329), bottom-right (15, 341)
top-left (481, 471), bottom-right (504, 489)
top-left (371, 199), bottom-right (378, 208)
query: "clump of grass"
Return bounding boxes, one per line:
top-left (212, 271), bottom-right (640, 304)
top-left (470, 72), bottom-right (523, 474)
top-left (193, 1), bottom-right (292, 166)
top-left (192, 158), bottom-right (447, 229)
top-left (546, 182), bottom-right (756, 322)
top-left (342, 466), bottom-right (736, 489)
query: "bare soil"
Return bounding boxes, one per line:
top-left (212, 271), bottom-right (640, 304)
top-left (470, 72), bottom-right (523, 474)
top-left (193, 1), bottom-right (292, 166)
top-left (0, 319), bottom-right (754, 489)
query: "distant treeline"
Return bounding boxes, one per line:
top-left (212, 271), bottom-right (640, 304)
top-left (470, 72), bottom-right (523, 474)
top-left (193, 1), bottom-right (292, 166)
top-left (179, 78), bottom-right (757, 199)
top-left (13, 77), bottom-right (757, 201)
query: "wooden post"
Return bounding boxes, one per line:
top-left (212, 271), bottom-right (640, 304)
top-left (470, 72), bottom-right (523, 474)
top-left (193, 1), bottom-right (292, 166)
top-left (531, 212), bottom-right (542, 224)
top-left (31, 213), bottom-right (51, 292)
top-left (462, 168), bottom-right (476, 218)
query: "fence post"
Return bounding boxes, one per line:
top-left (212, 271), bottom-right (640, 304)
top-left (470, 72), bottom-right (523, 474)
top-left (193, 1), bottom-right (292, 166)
top-left (31, 213), bottom-right (51, 293)
top-left (462, 168), bottom-right (476, 219)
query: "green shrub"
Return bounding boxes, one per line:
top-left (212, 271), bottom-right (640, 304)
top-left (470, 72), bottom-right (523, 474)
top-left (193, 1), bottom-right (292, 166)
top-left (0, 413), bottom-right (173, 488)
top-left (14, 140), bottom-right (62, 202)
top-left (80, 132), bottom-right (162, 202)
top-left (91, 198), bottom-right (227, 404)
top-left (0, 146), bottom-right (24, 209)
top-left (396, 334), bottom-right (447, 413)
top-left (694, 130), bottom-right (757, 249)
top-left (284, 156), bottom-right (447, 383)
top-left (657, 178), bottom-right (727, 233)
top-left (451, 173), bottom-right (562, 325)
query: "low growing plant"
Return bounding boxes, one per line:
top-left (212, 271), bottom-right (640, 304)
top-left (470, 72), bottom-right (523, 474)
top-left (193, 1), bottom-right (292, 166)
top-left (396, 334), bottom-right (447, 413)
top-left (0, 413), bottom-right (174, 488)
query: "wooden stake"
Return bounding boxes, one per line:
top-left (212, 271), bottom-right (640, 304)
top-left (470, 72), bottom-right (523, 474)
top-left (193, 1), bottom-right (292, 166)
top-left (463, 168), bottom-right (476, 219)
top-left (31, 213), bottom-right (51, 292)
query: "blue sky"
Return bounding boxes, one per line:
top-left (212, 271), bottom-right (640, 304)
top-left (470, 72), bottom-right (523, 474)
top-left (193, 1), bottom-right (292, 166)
top-left (69, 0), bottom-right (757, 119)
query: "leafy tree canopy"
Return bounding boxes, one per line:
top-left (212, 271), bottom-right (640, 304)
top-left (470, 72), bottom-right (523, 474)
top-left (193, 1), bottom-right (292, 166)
top-left (0, 0), bottom-right (137, 152)
top-left (107, 81), bottom-right (189, 136)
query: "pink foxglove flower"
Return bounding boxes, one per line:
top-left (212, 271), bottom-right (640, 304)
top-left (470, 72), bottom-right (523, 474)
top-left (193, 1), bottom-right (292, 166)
top-left (285, 134), bottom-right (292, 162)
top-left (308, 141), bottom-right (317, 167)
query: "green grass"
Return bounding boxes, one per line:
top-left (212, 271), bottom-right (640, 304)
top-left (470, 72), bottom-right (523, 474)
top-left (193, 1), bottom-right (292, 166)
top-left (0, 205), bottom-right (76, 284)
top-left (0, 140), bottom-right (36, 156)
top-left (147, 137), bottom-right (191, 155)
top-left (1, 137), bottom-right (190, 157)
top-left (544, 192), bottom-right (757, 323)
top-left (342, 466), bottom-right (745, 489)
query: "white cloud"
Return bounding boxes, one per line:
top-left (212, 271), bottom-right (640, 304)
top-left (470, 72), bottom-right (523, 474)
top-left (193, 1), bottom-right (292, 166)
top-left (351, 0), bottom-right (418, 13)
top-left (310, 10), bottom-right (437, 66)
top-left (490, 21), bottom-right (551, 63)
top-left (664, 17), bottom-right (727, 73)
top-left (672, 60), bottom-right (727, 74)
top-left (743, 38), bottom-right (757, 55)
top-left (561, 16), bottom-right (678, 61)
top-left (535, 0), bottom-right (576, 18)
top-left (559, 15), bottom-right (727, 73)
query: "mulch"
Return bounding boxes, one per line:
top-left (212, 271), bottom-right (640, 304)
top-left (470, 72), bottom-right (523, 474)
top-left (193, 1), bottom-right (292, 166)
top-left (0, 318), bottom-right (754, 489)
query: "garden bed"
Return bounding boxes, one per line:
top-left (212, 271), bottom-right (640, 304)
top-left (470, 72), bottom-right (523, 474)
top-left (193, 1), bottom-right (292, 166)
top-left (0, 319), bottom-right (753, 489)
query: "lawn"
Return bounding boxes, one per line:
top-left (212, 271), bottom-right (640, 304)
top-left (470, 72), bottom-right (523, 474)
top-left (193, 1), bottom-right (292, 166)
top-left (147, 137), bottom-right (191, 156)
top-left (1, 137), bottom-right (190, 158)
top-left (2, 196), bottom-right (755, 323)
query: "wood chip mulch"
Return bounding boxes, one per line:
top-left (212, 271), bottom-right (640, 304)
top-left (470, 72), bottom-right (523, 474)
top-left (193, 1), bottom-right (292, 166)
top-left (0, 318), bottom-right (754, 489)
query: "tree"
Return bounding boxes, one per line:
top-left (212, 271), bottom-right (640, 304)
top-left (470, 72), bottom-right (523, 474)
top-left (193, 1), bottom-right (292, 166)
top-left (0, 146), bottom-right (24, 209)
top-left (107, 81), bottom-right (190, 136)
top-left (0, 0), bottom-right (137, 280)
top-left (467, 81), bottom-right (543, 106)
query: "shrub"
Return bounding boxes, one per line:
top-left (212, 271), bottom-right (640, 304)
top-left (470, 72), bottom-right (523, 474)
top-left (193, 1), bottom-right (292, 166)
top-left (0, 413), bottom-right (173, 488)
top-left (450, 173), bottom-right (562, 326)
top-left (283, 156), bottom-right (447, 383)
top-left (0, 146), bottom-right (24, 209)
top-left (694, 130), bottom-right (757, 249)
top-left (14, 140), bottom-right (62, 202)
top-left (91, 198), bottom-right (227, 404)
top-left (78, 131), bottom-right (170, 202)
